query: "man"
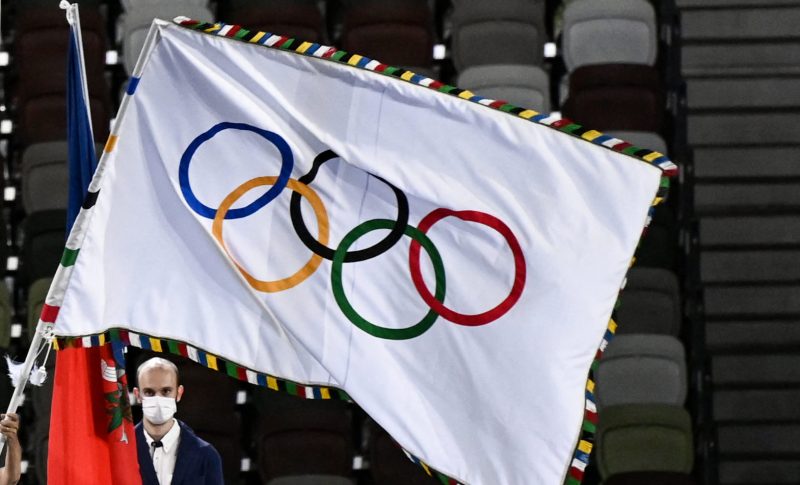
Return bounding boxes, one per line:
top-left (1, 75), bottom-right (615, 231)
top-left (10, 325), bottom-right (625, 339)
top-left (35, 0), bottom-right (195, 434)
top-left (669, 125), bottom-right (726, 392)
top-left (133, 357), bottom-right (223, 485)
top-left (0, 413), bottom-right (21, 485)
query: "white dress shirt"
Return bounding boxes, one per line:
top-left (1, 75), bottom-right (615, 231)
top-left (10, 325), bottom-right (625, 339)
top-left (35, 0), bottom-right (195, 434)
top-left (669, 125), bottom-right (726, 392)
top-left (144, 419), bottom-right (181, 485)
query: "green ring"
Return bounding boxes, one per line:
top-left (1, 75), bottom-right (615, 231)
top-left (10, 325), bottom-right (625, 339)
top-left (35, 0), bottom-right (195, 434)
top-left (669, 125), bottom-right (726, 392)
top-left (331, 219), bottom-right (446, 340)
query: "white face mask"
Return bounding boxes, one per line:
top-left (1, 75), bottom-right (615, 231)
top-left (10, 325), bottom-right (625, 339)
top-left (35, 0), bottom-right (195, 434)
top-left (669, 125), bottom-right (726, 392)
top-left (141, 396), bottom-right (177, 425)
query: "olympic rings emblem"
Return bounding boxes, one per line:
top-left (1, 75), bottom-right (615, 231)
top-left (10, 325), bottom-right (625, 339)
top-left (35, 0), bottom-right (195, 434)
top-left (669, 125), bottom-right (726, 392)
top-left (179, 122), bottom-right (527, 340)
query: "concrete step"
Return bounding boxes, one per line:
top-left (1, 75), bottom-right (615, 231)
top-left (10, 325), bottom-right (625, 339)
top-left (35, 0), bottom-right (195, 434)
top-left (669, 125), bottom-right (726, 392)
top-left (682, 7), bottom-right (800, 41)
top-left (714, 388), bottom-right (800, 422)
top-left (694, 182), bottom-right (800, 212)
top-left (688, 112), bottom-right (800, 145)
top-left (707, 320), bottom-right (800, 351)
top-left (699, 215), bottom-right (800, 248)
top-left (717, 423), bottom-right (800, 456)
top-left (719, 459), bottom-right (800, 484)
top-left (701, 250), bottom-right (800, 283)
top-left (692, 146), bottom-right (800, 179)
top-left (687, 77), bottom-right (800, 110)
top-left (682, 42), bottom-right (800, 77)
top-left (712, 353), bottom-right (800, 386)
top-left (705, 285), bottom-right (800, 317)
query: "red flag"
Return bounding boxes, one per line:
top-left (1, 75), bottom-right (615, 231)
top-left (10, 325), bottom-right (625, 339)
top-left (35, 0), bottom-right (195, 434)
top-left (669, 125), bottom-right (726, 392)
top-left (47, 345), bottom-right (141, 485)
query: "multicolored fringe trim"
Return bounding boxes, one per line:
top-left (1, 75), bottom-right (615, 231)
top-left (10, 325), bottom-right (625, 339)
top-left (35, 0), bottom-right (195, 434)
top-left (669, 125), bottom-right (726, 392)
top-left (172, 17), bottom-right (679, 180)
top-left (42, 18), bottom-right (677, 485)
top-left (53, 325), bottom-right (464, 484)
top-left (54, 328), bottom-right (350, 400)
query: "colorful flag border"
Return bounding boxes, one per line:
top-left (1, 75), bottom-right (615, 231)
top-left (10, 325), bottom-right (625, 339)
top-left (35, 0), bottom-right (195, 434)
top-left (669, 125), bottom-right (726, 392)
top-left (44, 18), bottom-right (679, 485)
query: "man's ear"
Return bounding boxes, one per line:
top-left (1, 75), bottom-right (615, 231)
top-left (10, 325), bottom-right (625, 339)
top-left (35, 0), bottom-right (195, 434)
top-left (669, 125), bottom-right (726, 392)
top-left (133, 387), bottom-right (140, 402)
top-left (176, 384), bottom-right (184, 402)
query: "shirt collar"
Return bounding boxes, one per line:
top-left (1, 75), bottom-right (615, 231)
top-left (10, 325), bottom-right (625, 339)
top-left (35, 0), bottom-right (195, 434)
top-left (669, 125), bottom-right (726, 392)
top-left (144, 419), bottom-right (181, 453)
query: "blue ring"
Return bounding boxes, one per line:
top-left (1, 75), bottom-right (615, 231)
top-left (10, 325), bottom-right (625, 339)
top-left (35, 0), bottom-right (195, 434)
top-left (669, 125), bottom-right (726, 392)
top-left (178, 122), bottom-right (293, 219)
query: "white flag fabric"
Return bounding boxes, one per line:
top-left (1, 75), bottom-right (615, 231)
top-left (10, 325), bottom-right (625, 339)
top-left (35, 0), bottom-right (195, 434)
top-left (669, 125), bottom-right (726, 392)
top-left (47, 18), bottom-right (674, 485)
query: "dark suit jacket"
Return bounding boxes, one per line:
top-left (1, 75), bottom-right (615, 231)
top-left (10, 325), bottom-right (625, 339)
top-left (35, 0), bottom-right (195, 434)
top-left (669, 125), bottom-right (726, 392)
top-left (136, 420), bottom-right (224, 485)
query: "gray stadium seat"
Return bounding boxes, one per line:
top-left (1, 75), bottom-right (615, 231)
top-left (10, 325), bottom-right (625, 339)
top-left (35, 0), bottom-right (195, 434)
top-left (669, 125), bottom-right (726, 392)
top-left (21, 142), bottom-right (104, 214)
top-left (451, 0), bottom-right (546, 71)
top-left (21, 142), bottom-right (69, 213)
top-left (596, 334), bottom-right (687, 409)
top-left (120, 3), bottom-right (215, 74)
top-left (616, 268), bottom-right (681, 335)
top-left (607, 131), bottom-right (668, 156)
top-left (597, 404), bottom-right (694, 479)
top-left (562, 0), bottom-right (657, 72)
top-left (457, 64), bottom-right (551, 112)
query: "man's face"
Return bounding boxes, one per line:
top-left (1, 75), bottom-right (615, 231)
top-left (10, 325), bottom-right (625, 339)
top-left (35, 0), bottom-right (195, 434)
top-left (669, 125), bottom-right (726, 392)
top-left (135, 366), bottom-right (183, 401)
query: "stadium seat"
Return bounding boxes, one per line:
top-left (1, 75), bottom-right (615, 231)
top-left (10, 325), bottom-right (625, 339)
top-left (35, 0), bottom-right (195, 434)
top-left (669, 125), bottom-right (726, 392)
top-left (596, 334), bottom-right (687, 409)
top-left (635, 205), bottom-right (680, 271)
top-left (17, 96), bottom-right (111, 147)
top-left (120, 2), bottom-right (215, 75)
top-left (457, 64), bottom-right (551, 112)
top-left (13, 6), bottom-right (107, 101)
top-left (604, 471), bottom-right (699, 484)
top-left (561, 0), bottom-right (657, 72)
top-left (616, 267), bottom-right (682, 335)
top-left (561, 64), bottom-right (664, 133)
top-left (267, 476), bottom-right (355, 485)
top-left (367, 420), bottom-right (440, 484)
top-left (340, 1), bottom-right (434, 71)
top-left (607, 131), bottom-right (668, 156)
top-left (597, 404), bottom-right (694, 479)
top-left (22, 142), bottom-right (70, 213)
top-left (450, 0), bottom-right (546, 71)
top-left (254, 388), bottom-right (354, 482)
top-left (220, 0), bottom-right (325, 43)
top-left (13, 7), bottom-right (111, 147)
top-left (21, 141), bottom-right (105, 214)
top-left (18, 210), bottom-right (67, 288)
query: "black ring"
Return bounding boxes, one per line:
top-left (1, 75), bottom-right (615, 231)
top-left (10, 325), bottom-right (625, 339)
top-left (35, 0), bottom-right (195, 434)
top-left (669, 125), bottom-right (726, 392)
top-left (289, 150), bottom-right (410, 263)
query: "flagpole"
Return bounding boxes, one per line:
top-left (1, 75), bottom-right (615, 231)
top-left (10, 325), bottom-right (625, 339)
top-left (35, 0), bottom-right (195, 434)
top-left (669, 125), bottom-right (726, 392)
top-left (0, 7), bottom-right (163, 458)
top-left (62, 1), bottom-right (94, 142)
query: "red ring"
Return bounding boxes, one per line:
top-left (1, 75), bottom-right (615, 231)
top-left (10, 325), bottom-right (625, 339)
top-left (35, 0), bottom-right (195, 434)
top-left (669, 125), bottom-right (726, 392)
top-left (408, 208), bottom-right (526, 326)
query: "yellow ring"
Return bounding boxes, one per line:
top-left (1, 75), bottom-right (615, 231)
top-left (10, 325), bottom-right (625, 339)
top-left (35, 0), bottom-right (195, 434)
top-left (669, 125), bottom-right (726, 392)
top-left (212, 176), bottom-right (329, 292)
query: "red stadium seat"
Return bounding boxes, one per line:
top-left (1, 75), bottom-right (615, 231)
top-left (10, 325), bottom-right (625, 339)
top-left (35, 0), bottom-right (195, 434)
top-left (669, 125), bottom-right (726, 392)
top-left (341, 1), bottom-right (434, 70)
top-left (562, 64), bottom-right (664, 133)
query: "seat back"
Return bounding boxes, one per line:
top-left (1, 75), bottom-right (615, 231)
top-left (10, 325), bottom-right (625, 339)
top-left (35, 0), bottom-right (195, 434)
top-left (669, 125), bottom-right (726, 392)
top-left (606, 131), bottom-right (668, 156)
top-left (596, 334), bottom-right (687, 408)
top-left (457, 64), bottom-right (550, 112)
top-left (221, 1), bottom-right (325, 43)
top-left (616, 267), bottom-right (681, 335)
top-left (597, 404), bottom-right (694, 479)
top-left (367, 420), bottom-right (440, 485)
top-left (254, 388), bottom-right (354, 482)
top-left (562, 64), bottom-right (664, 133)
top-left (451, 0), bottom-right (546, 71)
top-left (267, 475), bottom-right (356, 485)
top-left (604, 471), bottom-right (699, 485)
top-left (341, 1), bottom-right (434, 69)
top-left (562, 0), bottom-right (657, 71)
top-left (18, 210), bottom-right (67, 287)
top-left (121, 3), bottom-right (215, 74)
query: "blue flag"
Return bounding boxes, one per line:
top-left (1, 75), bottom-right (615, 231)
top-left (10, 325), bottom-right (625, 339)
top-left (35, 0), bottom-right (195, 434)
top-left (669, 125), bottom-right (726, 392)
top-left (66, 25), bottom-right (97, 232)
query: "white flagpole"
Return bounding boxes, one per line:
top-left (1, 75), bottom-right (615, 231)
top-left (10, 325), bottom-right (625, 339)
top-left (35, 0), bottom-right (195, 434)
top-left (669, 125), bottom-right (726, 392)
top-left (0, 0), bottom-right (112, 456)
top-left (62, 1), bottom-right (95, 142)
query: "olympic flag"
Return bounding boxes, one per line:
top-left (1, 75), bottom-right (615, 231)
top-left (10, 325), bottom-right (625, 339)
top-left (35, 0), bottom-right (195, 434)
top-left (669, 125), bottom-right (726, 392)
top-left (46, 18), bottom-right (674, 484)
